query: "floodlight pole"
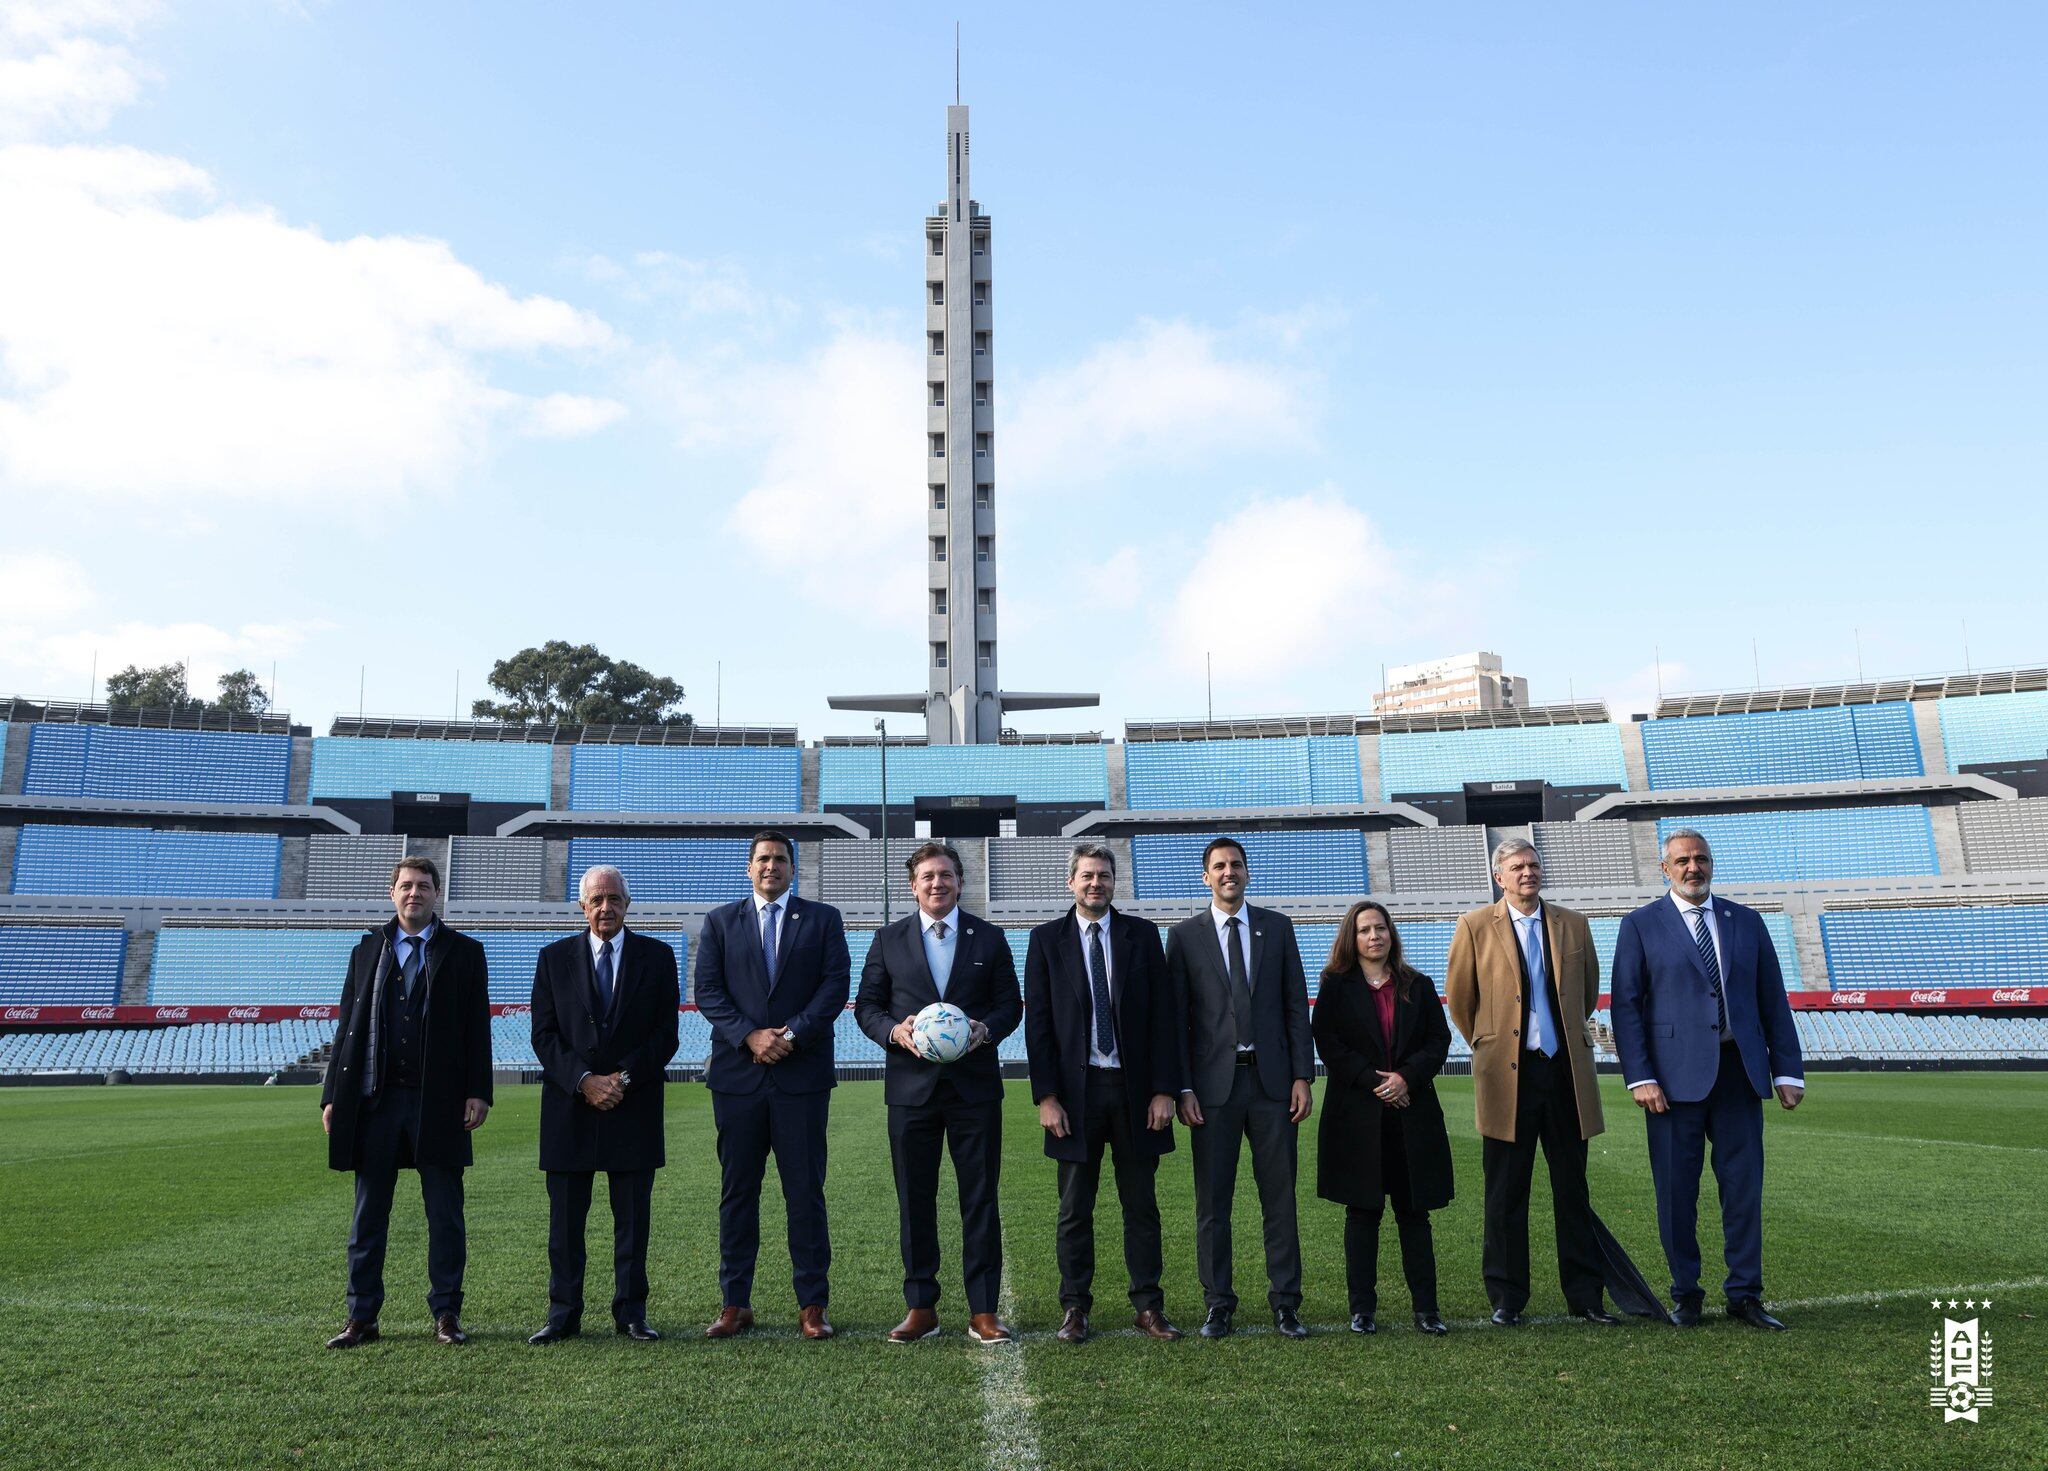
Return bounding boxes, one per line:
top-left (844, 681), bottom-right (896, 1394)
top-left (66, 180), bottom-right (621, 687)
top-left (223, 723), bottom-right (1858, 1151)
top-left (875, 717), bottom-right (891, 925)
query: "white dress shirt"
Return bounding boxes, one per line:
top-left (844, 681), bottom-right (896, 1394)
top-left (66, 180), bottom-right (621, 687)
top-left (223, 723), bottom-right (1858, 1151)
top-left (1211, 901), bottom-right (1255, 1053)
top-left (1078, 909), bottom-right (1119, 1068)
top-left (588, 926), bottom-right (624, 975)
top-left (754, 888), bottom-right (796, 1041)
top-left (1624, 893), bottom-right (1802, 1091)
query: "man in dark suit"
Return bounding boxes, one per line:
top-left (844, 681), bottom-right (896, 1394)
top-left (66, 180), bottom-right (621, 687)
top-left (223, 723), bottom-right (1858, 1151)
top-left (692, 830), bottom-right (851, 1341)
top-left (1023, 842), bottom-right (1183, 1344)
top-left (1167, 837), bottom-right (1315, 1339)
top-left (320, 856), bottom-right (492, 1348)
top-left (528, 863), bottom-right (681, 1344)
top-left (1611, 828), bottom-right (1806, 1331)
top-left (853, 839), bottom-right (1022, 1344)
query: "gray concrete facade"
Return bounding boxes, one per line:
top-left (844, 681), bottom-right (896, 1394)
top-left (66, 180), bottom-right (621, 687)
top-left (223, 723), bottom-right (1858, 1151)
top-left (1912, 697), bottom-right (1949, 776)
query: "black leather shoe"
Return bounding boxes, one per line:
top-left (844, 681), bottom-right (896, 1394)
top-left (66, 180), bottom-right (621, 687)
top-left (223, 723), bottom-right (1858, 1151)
top-left (616, 1320), bottom-right (662, 1341)
top-left (1490, 1307), bottom-right (1523, 1327)
top-left (1414, 1312), bottom-right (1447, 1335)
top-left (1573, 1307), bottom-right (1622, 1326)
top-left (1273, 1308), bottom-right (1308, 1339)
top-left (1728, 1299), bottom-right (1787, 1331)
top-left (325, 1319), bottom-right (378, 1349)
top-left (528, 1323), bottom-right (579, 1344)
top-left (433, 1314), bottom-right (468, 1345)
top-left (1349, 1313), bottom-right (1376, 1335)
top-left (1199, 1307), bottom-right (1233, 1339)
top-left (1669, 1299), bottom-right (1703, 1328)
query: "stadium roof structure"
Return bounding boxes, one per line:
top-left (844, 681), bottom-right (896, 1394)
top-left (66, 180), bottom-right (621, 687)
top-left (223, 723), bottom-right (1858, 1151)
top-left (1573, 773), bottom-right (2018, 822)
top-left (1123, 701), bottom-right (1614, 742)
top-left (0, 794), bottom-right (360, 836)
top-left (329, 717), bottom-right (798, 746)
top-left (818, 730), bottom-right (1103, 746)
top-left (1653, 665), bottom-right (2048, 718)
top-left (0, 696), bottom-right (302, 736)
top-left (1061, 802), bottom-right (1438, 838)
top-left (496, 810), bottom-right (871, 841)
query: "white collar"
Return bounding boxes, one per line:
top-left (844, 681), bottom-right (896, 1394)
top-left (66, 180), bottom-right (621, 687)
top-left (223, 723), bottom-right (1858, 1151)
top-left (753, 890), bottom-right (792, 914)
top-left (1505, 900), bottom-right (1544, 925)
top-left (921, 906), bottom-right (960, 935)
top-left (1669, 892), bottom-right (1714, 917)
top-left (1077, 907), bottom-right (1112, 934)
top-left (588, 927), bottom-right (625, 954)
top-left (1210, 902), bottom-right (1249, 929)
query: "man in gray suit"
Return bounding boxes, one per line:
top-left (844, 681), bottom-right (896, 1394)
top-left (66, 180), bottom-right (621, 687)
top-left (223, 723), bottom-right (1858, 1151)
top-left (1168, 837), bottom-right (1315, 1338)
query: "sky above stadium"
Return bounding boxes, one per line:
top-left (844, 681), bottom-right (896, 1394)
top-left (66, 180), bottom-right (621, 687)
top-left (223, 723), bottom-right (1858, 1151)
top-left (1, 1), bottom-right (2043, 733)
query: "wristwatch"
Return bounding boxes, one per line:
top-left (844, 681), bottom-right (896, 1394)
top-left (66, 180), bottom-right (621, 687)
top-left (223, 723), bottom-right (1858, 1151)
top-left (617, 1070), bottom-right (632, 1089)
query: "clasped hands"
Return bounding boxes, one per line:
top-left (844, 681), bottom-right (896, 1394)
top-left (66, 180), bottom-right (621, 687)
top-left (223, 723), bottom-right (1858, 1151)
top-left (888, 1016), bottom-right (991, 1053)
top-left (746, 1028), bottom-right (795, 1065)
top-left (578, 1072), bottom-right (628, 1110)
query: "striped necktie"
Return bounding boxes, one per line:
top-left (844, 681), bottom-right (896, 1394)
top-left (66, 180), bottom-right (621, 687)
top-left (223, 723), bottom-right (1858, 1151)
top-left (1689, 909), bottom-right (1728, 1035)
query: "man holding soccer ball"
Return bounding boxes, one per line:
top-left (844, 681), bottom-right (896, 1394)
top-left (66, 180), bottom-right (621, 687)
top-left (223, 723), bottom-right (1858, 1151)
top-left (854, 840), bottom-right (1023, 1344)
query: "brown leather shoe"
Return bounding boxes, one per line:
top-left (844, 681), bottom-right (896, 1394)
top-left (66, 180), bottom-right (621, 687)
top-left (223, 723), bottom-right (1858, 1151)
top-left (1133, 1308), bottom-right (1183, 1340)
top-left (704, 1306), bottom-right (754, 1340)
top-left (434, 1314), bottom-right (467, 1345)
top-left (1055, 1308), bottom-right (1089, 1343)
top-left (325, 1318), bottom-right (379, 1349)
top-left (798, 1304), bottom-right (835, 1340)
top-left (967, 1313), bottom-right (1015, 1344)
top-left (888, 1307), bottom-right (940, 1343)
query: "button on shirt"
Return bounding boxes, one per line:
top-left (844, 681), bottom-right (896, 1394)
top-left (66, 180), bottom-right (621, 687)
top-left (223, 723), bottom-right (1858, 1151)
top-left (1507, 904), bottom-right (1558, 1055)
top-left (1081, 912), bottom-right (1119, 1069)
top-left (921, 906), bottom-right (959, 998)
top-left (1211, 903), bottom-right (1255, 1053)
top-left (1622, 893), bottom-right (1803, 1091)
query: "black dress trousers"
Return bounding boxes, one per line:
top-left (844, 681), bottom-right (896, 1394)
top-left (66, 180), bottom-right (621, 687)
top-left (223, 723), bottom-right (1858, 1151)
top-left (1054, 1068), bottom-right (1165, 1314)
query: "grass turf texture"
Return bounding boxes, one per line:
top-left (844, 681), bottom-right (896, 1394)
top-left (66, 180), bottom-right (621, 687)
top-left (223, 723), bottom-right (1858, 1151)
top-left (0, 1074), bottom-right (2041, 1470)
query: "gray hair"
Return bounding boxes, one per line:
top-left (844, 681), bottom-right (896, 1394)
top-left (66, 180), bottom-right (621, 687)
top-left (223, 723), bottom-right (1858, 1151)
top-left (578, 864), bottom-right (632, 903)
top-left (1661, 828), bottom-right (1713, 861)
top-left (1068, 842), bottom-right (1117, 879)
top-left (1490, 837), bottom-right (1538, 873)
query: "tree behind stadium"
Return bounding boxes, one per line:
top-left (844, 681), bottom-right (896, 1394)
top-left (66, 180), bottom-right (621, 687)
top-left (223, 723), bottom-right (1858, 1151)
top-left (104, 661), bottom-right (270, 716)
top-left (471, 641), bottom-right (691, 727)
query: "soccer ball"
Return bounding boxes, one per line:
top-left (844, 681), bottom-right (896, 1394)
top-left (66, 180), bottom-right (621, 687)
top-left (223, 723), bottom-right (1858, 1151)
top-left (910, 1002), bottom-right (973, 1064)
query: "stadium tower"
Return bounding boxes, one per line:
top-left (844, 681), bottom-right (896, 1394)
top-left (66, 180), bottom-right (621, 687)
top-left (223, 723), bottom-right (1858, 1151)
top-left (830, 103), bottom-right (1096, 743)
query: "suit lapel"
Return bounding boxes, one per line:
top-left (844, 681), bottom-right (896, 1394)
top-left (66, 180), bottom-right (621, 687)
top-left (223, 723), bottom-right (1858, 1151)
top-left (1660, 897), bottom-right (1713, 985)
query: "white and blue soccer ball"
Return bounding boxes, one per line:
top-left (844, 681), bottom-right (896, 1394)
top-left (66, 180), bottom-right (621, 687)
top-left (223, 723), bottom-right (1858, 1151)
top-left (910, 1002), bottom-right (973, 1064)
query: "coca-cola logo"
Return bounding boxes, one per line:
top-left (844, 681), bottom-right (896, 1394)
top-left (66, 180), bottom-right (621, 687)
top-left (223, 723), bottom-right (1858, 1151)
top-left (497, 1005), bottom-right (532, 1016)
top-left (3, 1006), bottom-right (41, 1020)
top-left (298, 1006), bottom-right (330, 1019)
top-left (1991, 988), bottom-right (2032, 1003)
top-left (1831, 991), bottom-right (1866, 1005)
top-left (1908, 990), bottom-right (1948, 1005)
top-left (225, 1006), bottom-right (263, 1020)
top-left (153, 1006), bottom-right (191, 1021)
top-left (79, 1006), bottom-right (117, 1020)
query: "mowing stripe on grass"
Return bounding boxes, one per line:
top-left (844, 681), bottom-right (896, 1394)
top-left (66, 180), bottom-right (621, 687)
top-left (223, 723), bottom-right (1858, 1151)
top-left (976, 1242), bottom-right (1043, 1471)
top-left (1776, 1129), bottom-right (2048, 1155)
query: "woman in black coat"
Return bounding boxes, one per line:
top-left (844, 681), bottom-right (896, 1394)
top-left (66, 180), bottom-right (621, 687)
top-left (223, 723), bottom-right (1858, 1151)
top-left (1314, 899), bottom-right (1454, 1334)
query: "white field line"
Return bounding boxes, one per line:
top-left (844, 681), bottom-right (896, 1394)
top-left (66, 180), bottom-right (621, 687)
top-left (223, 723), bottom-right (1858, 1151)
top-left (976, 1239), bottom-right (1043, 1471)
top-left (1773, 1130), bottom-right (2048, 1155)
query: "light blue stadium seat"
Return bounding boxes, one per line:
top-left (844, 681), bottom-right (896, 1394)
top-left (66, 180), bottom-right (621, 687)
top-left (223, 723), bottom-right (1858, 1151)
top-left (1938, 691), bottom-right (2048, 772)
top-left (1125, 736), bottom-right (1363, 810)
top-left (308, 737), bottom-right (552, 804)
top-left (569, 746), bottom-right (802, 812)
top-left (1653, 807), bottom-right (1937, 881)
top-left (24, 724), bottom-right (291, 804)
top-left (1821, 906), bottom-right (2048, 988)
top-left (150, 928), bottom-right (359, 1003)
top-left (1130, 831), bottom-right (1368, 900)
top-left (0, 926), bottom-right (127, 1003)
top-left (819, 744), bottom-right (1108, 805)
top-left (1640, 703), bottom-right (1922, 790)
top-left (1378, 724), bottom-right (1627, 799)
top-left (567, 838), bottom-right (791, 904)
top-left (0, 1018), bottom-right (333, 1076)
top-left (12, 825), bottom-right (281, 898)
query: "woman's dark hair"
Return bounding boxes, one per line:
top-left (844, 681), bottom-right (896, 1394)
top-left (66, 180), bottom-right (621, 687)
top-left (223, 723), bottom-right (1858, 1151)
top-left (1322, 899), bottom-right (1423, 1001)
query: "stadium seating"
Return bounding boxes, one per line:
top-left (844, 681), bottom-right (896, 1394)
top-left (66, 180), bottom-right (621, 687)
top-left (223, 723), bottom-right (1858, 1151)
top-left (1938, 690), bottom-right (2048, 771)
top-left (817, 839), bottom-right (921, 906)
top-left (1384, 826), bottom-right (1491, 892)
top-left (1793, 1009), bottom-right (2048, 1062)
top-left (304, 835), bottom-right (405, 900)
top-left (1377, 723), bottom-right (1627, 799)
top-left (23, 724), bottom-right (291, 804)
top-left (1530, 820), bottom-right (1639, 887)
top-left (447, 836), bottom-right (546, 901)
top-left (1129, 830), bottom-right (1368, 900)
top-left (0, 1019), bottom-right (331, 1076)
top-left (1956, 797), bottom-right (2048, 873)
top-left (12, 825), bottom-right (281, 898)
top-left (0, 924), bottom-right (127, 1003)
top-left (987, 836), bottom-right (1089, 903)
top-left (308, 736), bottom-right (552, 804)
top-left (568, 745), bottom-right (802, 812)
top-left (1124, 736), bottom-right (1362, 810)
top-left (1639, 703), bottom-right (1922, 790)
top-left (1820, 906), bottom-right (2048, 988)
top-left (566, 838), bottom-right (778, 905)
top-left (1653, 807), bottom-right (1938, 882)
top-left (819, 743), bottom-right (1108, 805)
top-left (474, 929), bottom-right (688, 1005)
top-left (1371, 911), bottom-right (1803, 994)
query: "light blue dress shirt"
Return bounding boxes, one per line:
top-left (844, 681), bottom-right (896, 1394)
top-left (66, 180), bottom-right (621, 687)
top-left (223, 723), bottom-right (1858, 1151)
top-left (1509, 905), bottom-right (1558, 1056)
top-left (921, 907), bottom-right (959, 998)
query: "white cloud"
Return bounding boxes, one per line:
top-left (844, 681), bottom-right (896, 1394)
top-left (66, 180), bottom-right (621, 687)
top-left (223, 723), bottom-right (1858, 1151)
top-left (578, 250), bottom-right (792, 322)
top-left (521, 391), bottom-right (627, 439)
top-left (0, 549), bottom-right (93, 622)
top-left (1602, 658), bottom-right (1689, 721)
top-left (28, 616), bottom-right (326, 698)
top-left (0, 1), bottom-right (156, 142)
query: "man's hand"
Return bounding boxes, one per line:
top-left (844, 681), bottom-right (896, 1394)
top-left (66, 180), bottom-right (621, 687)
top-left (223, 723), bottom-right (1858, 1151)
top-left (1039, 1098), bottom-right (1070, 1138)
top-left (890, 1018), bottom-right (918, 1052)
top-left (1147, 1093), bottom-right (1176, 1131)
top-left (463, 1098), bottom-right (490, 1130)
top-left (1631, 1082), bottom-right (1669, 1114)
top-left (580, 1073), bottom-right (625, 1110)
top-left (967, 1019), bottom-right (991, 1052)
top-left (1775, 1083), bottom-right (1804, 1111)
top-left (747, 1027), bottom-right (794, 1065)
top-left (1288, 1079), bottom-right (1313, 1124)
top-left (1177, 1092), bottom-right (1204, 1128)
top-left (321, 1103), bottom-right (332, 1135)
top-left (1372, 1069), bottom-right (1410, 1109)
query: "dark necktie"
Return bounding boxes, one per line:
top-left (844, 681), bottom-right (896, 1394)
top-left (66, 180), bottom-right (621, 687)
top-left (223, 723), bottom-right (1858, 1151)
top-left (399, 938), bottom-right (423, 1002)
top-left (1689, 910), bottom-right (1728, 1034)
top-left (1225, 915), bottom-right (1254, 1047)
top-left (596, 938), bottom-right (615, 1013)
top-left (762, 902), bottom-right (782, 985)
top-left (1086, 921), bottom-right (1114, 1056)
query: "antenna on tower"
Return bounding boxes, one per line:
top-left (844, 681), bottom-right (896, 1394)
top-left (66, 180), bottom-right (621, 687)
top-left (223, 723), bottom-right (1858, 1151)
top-left (955, 22), bottom-right (961, 104)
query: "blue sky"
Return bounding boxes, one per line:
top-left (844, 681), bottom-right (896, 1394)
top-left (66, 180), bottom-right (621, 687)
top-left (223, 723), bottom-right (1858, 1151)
top-left (1, 1), bottom-right (2042, 733)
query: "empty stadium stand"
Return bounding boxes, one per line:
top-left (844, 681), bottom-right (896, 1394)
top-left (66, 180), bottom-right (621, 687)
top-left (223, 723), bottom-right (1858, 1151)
top-left (0, 923), bottom-right (127, 1003)
top-left (566, 837), bottom-right (776, 905)
top-left (1124, 735), bottom-right (1362, 810)
top-left (0, 1019), bottom-right (329, 1076)
top-left (1378, 722), bottom-right (1627, 800)
top-left (1820, 906), bottom-right (2048, 989)
top-left (1939, 690), bottom-right (2048, 771)
top-left (1653, 807), bottom-right (1939, 882)
top-left (1957, 797), bottom-right (2048, 873)
top-left (447, 836), bottom-right (546, 901)
top-left (308, 737), bottom-right (552, 804)
top-left (569, 745), bottom-right (802, 812)
top-left (12, 825), bottom-right (281, 898)
top-left (1130, 830), bottom-right (1369, 901)
top-left (304, 835), bottom-right (405, 900)
top-left (1640, 703), bottom-right (1923, 790)
top-left (819, 742), bottom-right (1108, 805)
top-left (818, 838), bottom-right (922, 907)
top-left (1530, 820), bottom-right (1639, 887)
top-left (1384, 826), bottom-right (1491, 893)
top-left (24, 725), bottom-right (291, 804)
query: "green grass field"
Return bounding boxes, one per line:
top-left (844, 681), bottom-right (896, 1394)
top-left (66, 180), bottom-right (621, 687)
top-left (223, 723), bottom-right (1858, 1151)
top-left (0, 1074), bottom-right (2041, 1470)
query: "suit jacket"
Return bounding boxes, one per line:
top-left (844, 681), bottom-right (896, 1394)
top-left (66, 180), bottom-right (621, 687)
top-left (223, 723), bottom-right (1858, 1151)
top-left (1610, 893), bottom-right (1804, 1105)
top-left (321, 919), bottom-right (492, 1173)
top-left (531, 928), bottom-right (681, 1173)
top-left (1444, 898), bottom-right (1604, 1144)
top-left (1022, 907), bottom-right (1182, 1163)
top-left (1313, 966), bottom-right (1454, 1211)
top-left (853, 909), bottom-right (1021, 1107)
top-left (694, 894), bottom-right (851, 1096)
top-left (1165, 904), bottom-right (1313, 1109)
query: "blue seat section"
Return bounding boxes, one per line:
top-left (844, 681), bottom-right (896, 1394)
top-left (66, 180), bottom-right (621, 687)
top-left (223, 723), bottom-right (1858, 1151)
top-left (23, 724), bottom-right (291, 804)
top-left (1820, 906), bottom-right (2048, 988)
top-left (12, 825), bottom-right (281, 898)
top-left (567, 838), bottom-right (795, 904)
top-left (1125, 737), bottom-right (1363, 810)
top-left (151, 928), bottom-right (359, 1003)
top-left (308, 737), bottom-right (552, 803)
top-left (1377, 724), bottom-right (1627, 799)
top-left (0, 1019), bottom-right (333, 1075)
top-left (818, 744), bottom-right (1108, 805)
top-left (473, 929), bottom-right (688, 1006)
top-left (1938, 691), bottom-right (2048, 771)
top-left (1653, 808), bottom-right (1937, 882)
top-left (568, 745), bottom-right (802, 813)
top-left (0, 926), bottom-right (127, 1003)
top-left (1639, 703), bottom-right (1922, 791)
top-left (1130, 831), bottom-right (1368, 900)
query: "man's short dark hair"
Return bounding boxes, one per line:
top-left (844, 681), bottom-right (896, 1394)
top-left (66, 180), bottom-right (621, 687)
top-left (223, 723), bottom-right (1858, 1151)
top-left (389, 855), bottom-right (441, 891)
top-left (749, 830), bottom-right (796, 863)
top-left (905, 840), bottom-right (964, 880)
top-left (1201, 836), bottom-right (1247, 871)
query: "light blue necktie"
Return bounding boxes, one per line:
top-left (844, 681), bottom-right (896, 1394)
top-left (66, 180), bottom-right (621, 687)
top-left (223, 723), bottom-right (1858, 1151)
top-left (1520, 916), bottom-right (1557, 1056)
top-left (761, 901), bottom-right (781, 985)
